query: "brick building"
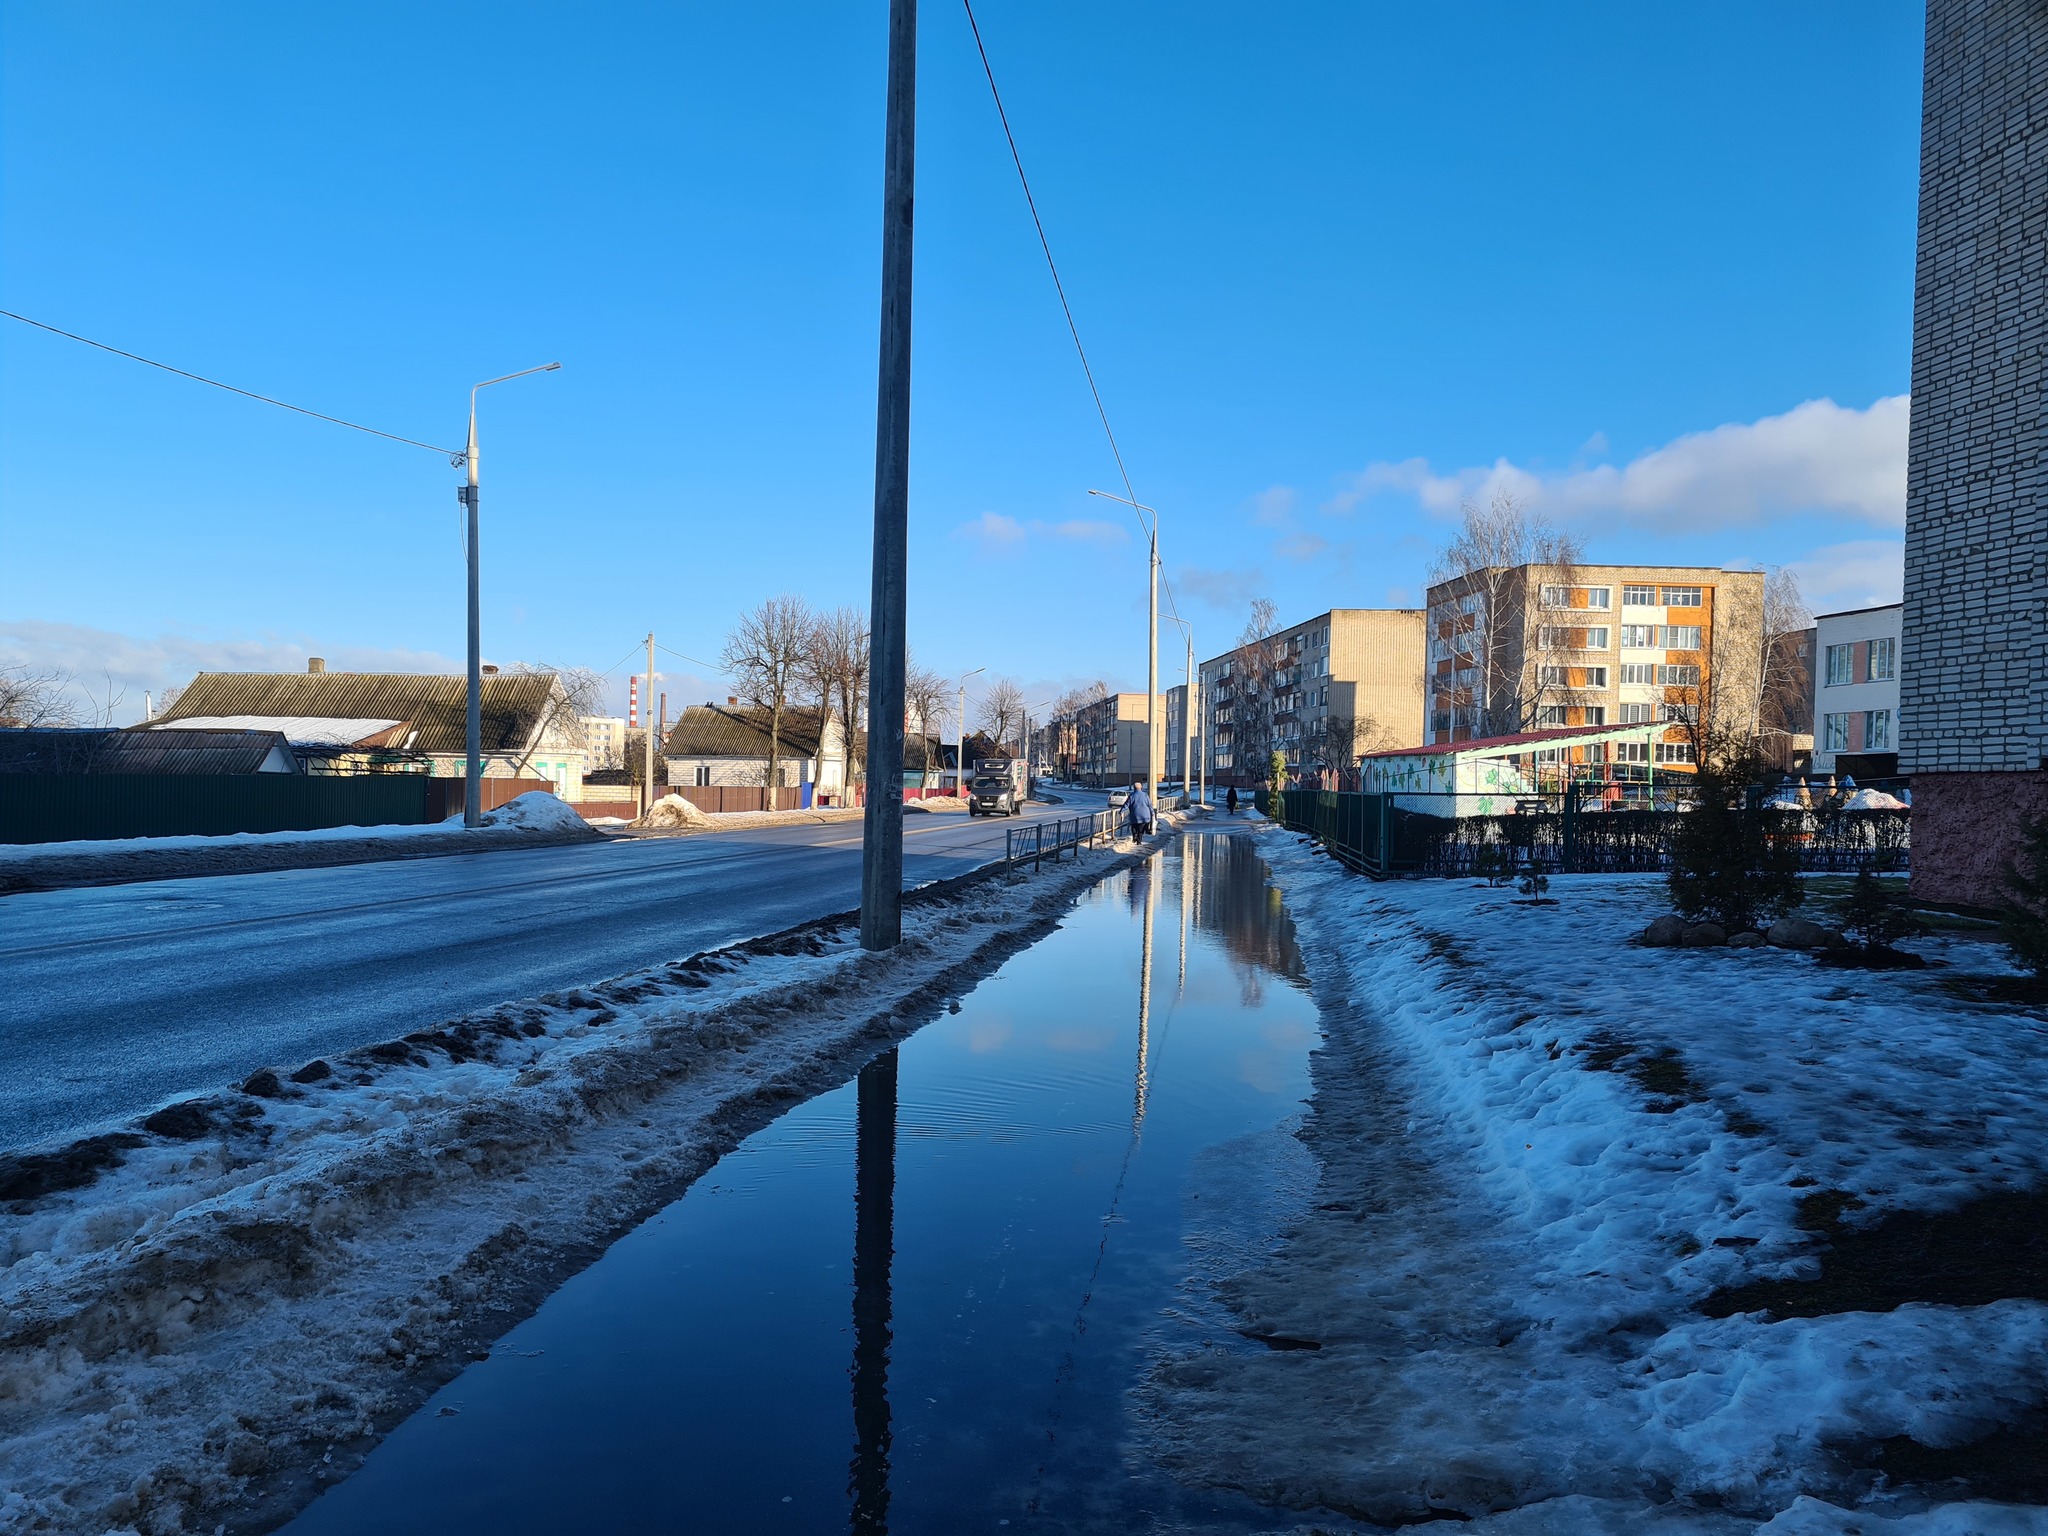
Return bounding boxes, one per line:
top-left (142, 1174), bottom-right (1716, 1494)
top-left (1423, 565), bottom-right (1768, 775)
top-left (1900, 0), bottom-right (2048, 905)
top-left (1197, 608), bottom-right (1424, 789)
top-left (1073, 692), bottom-right (1163, 788)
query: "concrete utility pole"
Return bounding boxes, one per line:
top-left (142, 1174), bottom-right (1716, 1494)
top-left (860, 0), bottom-right (917, 952)
top-left (956, 666), bottom-right (984, 793)
top-left (1147, 525), bottom-right (1159, 810)
top-left (461, 362), bottom-right (559, 828)
top-left (1180, 622), bottom-right (1194, 806)
top-left (643, 632), bottom-right (656, 816)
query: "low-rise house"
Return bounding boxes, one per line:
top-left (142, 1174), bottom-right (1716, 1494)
top-left (0, 727), bottom-right (299, 775)
top-left (1812, 603), bottom-right (1902, 780)
top-left (664, 701), bottom-right (856, 805)
top-left (150, 659), bottom-right (590, 797)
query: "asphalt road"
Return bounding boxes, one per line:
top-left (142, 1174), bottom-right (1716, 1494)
top-left (0, 795), bottom-right (1110, 1155)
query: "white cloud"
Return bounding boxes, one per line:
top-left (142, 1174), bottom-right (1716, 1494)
top-left (1176, 563), bottom-right (1267, 614)
top-left (0, 619), bottom-right (460, 726)
top-left (1049, 519), bottom-right (1128, 546)
top-left (952, 512), bottom-right (1027, 551)
top-left (1327, 395), bottom-right (1909, 530)
top-left (1274, 533), bottom-right (1329, 563)
top-left (951, 513), bottom-right (1129, 554)
top-left (1787, 538), bottom-right (1904, 615)
top-left (1251, 485), bottom-right (1297, 526)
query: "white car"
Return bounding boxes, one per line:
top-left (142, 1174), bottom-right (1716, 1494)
top-left (1108, 789), bottom-right (1130, 810)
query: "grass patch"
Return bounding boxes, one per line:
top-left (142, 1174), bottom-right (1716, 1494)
top-left (1702, 1185), bottom-right (2048, 1319)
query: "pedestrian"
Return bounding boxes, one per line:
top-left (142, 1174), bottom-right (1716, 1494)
top-left (1127, 783), bottom-right (1153, 839)
top-left (1226, 785), bottom-right (1238, 815)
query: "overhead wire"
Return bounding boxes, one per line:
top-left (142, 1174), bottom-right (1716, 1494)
top-left (959, 3), bottom-right (1189, 640)
top-left (0, 310), bottom-right (461, 458)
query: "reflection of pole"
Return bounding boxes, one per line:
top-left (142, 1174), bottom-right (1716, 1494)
top-left (849, 1048), bottom-right (898, 1532)
top-left (1178, 832), bottom-right (1190, 996)
top-left (1135, 857), bottom-right (1156, 1128)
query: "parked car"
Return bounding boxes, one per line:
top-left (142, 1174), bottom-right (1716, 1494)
top-left (1108, 788), bottom-right (1129, 810)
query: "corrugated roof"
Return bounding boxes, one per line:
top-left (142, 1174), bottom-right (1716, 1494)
top-left (0, 727), bottom-right (297, 775)
top-left (666, 704), bottom-right (839, 760)
top-left (1362, 723), bottom-right (1659, 760)
top-left (159, 672), bottom-right (559, 757)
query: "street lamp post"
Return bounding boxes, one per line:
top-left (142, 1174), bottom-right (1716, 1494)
top-left (1086, 488), bottom-right (1160, 808)
top-left (956, 666), bottom-right (985, 793)
top-left (460, 362), bottom-right (560, 828)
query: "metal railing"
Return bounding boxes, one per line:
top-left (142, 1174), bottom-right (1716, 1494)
top-left (1276, 787), bottom-right (1911, 879)
top-left (1004, 809), bottom-right (1119, 870)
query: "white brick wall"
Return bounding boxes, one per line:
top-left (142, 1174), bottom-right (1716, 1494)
top-left (1901, 0), bottom-right (2048, 775)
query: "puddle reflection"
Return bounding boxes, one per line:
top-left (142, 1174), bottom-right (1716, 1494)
top-left (285, 833), bottom-right (1319, 1536)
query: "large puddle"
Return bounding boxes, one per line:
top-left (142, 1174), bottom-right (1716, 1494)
top-left (284, 832), bottom-right (1322, 1533)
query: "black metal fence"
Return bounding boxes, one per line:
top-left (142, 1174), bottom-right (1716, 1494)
top-left (0, 773), bottom-right (440, 845)
top-left (1004, 810), bottom-right (1119, 870)
top-left (1276, 788), bottom-right (1910, 878)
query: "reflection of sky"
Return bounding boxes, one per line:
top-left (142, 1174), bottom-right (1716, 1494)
top-left (283, 832), bottom-right (1322, 1536)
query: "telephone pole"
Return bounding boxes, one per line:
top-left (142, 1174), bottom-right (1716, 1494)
top-left (1147, 525), bottom-right (1159, 810)
top-left (643, 632), bottom-right (656, 816)
top-left (860, 0), bottom-right (917, 951)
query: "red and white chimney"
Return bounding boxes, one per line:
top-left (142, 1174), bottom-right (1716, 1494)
top-left (628, 675), bottom-right (639, 729)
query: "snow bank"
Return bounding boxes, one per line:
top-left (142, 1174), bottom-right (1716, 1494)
top-left (635, 793), bottom-right (713, 828)
top-left (1144, 833), bottom-right (2048, 1529)
top-left (1842, 788), bottom-right (1909, 811)
top-left (0, 841), bottom-right (1141, 1536)
top-left (907, 795), bottom-right (969, 812)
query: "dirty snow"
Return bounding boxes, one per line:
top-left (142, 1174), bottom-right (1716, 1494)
top-left (472, 789), bottom-right (586, 833)
top-left (1145, 831), bottom-right (2048, 1532)
top-left (0, 840), bottom-right (1151, 1536)
top-left (634, 792), bottom-right (713, 828)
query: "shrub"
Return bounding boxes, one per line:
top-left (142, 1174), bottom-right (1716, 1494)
top-left (2000, 811), bottom-right (2048, 979)
top-left (1840, 866), bottom-right (1924, 955)
top-left (1666, 732), bottom-right (1803, 933)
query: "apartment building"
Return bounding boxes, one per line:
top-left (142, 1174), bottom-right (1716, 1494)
top-left (1423, 565), bottom-right (1767, 773)
top-left (1811, 604), bottom-right (1901, 778)
top-left (1198, 608), bottom-right (1425, 788)
top-left (1899, 0), bottom-right (2048, 905)
top-left (1164, 683), bottom-right (1191, 785)
top-left (1073, 692), bottom-right (1163, 787)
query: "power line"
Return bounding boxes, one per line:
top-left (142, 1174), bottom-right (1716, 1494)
top-left (0, 309), bottom-right (460, 458)
top-left (960, 0), bottom-right (1147, 540)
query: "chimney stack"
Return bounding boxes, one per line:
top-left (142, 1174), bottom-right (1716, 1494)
top-left (727, 695), bottom-right (739, 707)
top-left (307, 657), bottom-right (326, 675)
top-left (481, 664), bottom-right (499, 676)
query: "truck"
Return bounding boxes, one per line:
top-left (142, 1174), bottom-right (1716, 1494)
top-left (967, 758), bottom-right (1028, 817)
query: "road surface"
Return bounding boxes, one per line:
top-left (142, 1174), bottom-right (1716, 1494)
top-left (0, 796), bottom-right (1110, 1155)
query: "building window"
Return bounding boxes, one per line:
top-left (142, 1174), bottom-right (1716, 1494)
top-left (1616, 741), bottom-right (1650, 763)
top-left (1865, 709), bottom-right (1893, 751)
top-left (1825, 643), bottom-right (1853, 686)
top-left (695, 765), bottom-right (711, 786)
top-left (1581, 706), bottom-right (1607, 726)
top-left (1541, 626), bottom-right (1610, 650)
top-left (1661, 625), bottom-right (1703, 651)
top-left (1619, 702), bottom-right (1653, 724)
top-left (1536, 706), bottom-right (1569, 727)
top-left (1657, 702), bottom-right (1688, 723)
top-left (1430, 711), bottom-right (1452, 734)
top-left (1622, 584), bottom-right (1657, 606)
top-left (1580, 667), bottom-right (1608, 688)
top-left (1654, 742), bottom-right (1697, 764)
top-left (1621, 663), bottom-right (1656, 685)
top-left (1657, 664), bottom-right (1702, 686)
top-left (1870, 637), bottom-right (1896, 681)
top-left (1622, 625), bottom-right (1655, 648)
top-left (1540, 584), bottom-right (1611, 609)
top-left (1541, 664), bottom-right (1610, 689)
top-left (1823, 712), bottom-right (1850, 752)
top-left (1662, 585), bottom-right (1703, 607)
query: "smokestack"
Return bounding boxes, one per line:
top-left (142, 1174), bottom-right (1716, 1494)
top-left (307, 657), bottom-right (326, 674)
top-left (629, 675), bottom-right (639, 728)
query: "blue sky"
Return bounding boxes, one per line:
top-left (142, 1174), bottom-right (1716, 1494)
top-left (1, 3), bottom-right (1922, 723)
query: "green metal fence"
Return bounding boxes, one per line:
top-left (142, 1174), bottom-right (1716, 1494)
top-left (0, 774), bottom-right (438, 845)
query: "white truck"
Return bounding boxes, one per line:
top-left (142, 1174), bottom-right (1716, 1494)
top-left (968, 758), bottom-right (1028, 817)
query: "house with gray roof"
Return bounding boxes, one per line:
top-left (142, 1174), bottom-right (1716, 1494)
top-left (664, 701), bottom-right (858, 804)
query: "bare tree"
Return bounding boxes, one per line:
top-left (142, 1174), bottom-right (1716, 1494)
top-left (1429, 490), bottom-right (1584, 737)
top-left (1044, 680), bottom-right (1107, 777)
top-left (1228, 598), bottom-right (1287, 780)
top-left (0, 665), bottom-right (78, 728)
top-left (1757, 567), bottom-right (1813, 740)
top-left (505, 663), bottom-right (608, 778)
top-left (904, 657), bottom-right (949, 780)
top-left (977, 677), bottom-right (1026, 755)
top-left (722, 597), bottom-right (814, 803)
top-left (806, 606), bottom-right (870, 802)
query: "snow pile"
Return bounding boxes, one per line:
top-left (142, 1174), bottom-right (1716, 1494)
top-left (1842, 788), bottom-right (1909, 811)
top-left (907, 795), bottom-right (969, 812)
top-left (472, 790), bottom-right (588, 833)
top-left (0, 840), bottom-right (1143, 1536)
top-left (635, 793), bottom-right (713, 828)
top-left (1145, 835), bottom-right (2048, 1529)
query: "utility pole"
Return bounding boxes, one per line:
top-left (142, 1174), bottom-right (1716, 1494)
top-left (460, 362), bottom-right (559, 828)
top-left (1181, 624), bottom-right (1194, 807)
top-left (860, 0), bottom-right (917, 952)
top-left (643, 632), bottom-right (656, 816)
top-left (1147, 525), bottom-right (1159, 810)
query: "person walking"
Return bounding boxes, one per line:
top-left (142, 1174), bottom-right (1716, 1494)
top-left (1225, 785), bottom-right (1238, 815)
top-left (1126, 782), bottom-right (1153, 839)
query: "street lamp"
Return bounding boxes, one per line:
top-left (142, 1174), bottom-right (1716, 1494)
top-left (1165, 614), bottom-right (1196, 806)
top-left (956, 666), bottom-right (985, 794)
top-left (1087, 488), bottom-right (1159, 811)
top-left (457, 362), bottom-right (560, 827)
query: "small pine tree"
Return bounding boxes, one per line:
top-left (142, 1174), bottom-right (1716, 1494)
top-left (2000, 811), bottom-right (2048, 978)
top-left (1268, 749), bottom-right (1289, 789)
top-left (1666, 728), bottom-right (1803, 933)
top-left (1840, 866), bottom-right (1924, 954)
top-left (1519, 856), bottom-right (1552, 904)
